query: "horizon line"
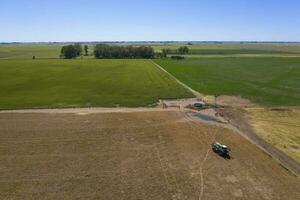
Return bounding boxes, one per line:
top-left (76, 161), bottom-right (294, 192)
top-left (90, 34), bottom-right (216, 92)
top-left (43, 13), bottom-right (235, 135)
top-left (1, 40), bottom-right (300, 44)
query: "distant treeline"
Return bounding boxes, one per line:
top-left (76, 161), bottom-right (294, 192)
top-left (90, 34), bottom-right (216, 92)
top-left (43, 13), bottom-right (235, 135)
top-left (161, 46), bottom-right (189, 55)
top-left (60, 44), bottom-right (156, 59)
top-left (161, 47), bottom-right (290, 55)
top-left (60, 44), bottom-right (192, 59)
top-left (94, 44), bottom-right (154, 59)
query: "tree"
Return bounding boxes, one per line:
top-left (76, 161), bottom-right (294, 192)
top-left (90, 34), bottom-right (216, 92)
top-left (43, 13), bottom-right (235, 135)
top-left (161, 49), bottom-right (171, 58)
top-left (74, 43), bottom-right (83, 56)
top-left (178, 46), bottom-right (189, 54)
top-left (60, 45), bottom-right (78, 59)
top-left (84, 45), bottom-right (89, 56)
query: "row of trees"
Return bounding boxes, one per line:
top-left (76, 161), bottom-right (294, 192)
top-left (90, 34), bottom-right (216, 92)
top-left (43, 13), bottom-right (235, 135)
top-left (161, 46), bottom-right (189, 55)
top-left (178, 46), bottom-right (189, 54)
top-left (94, 44), bottom-right (154, 59)
top-left (60, 44), bottom-right (188, 59)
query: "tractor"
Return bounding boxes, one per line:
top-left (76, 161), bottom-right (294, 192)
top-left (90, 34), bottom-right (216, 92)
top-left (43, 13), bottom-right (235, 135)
top-left (211, 141), bottom-right (231, 159)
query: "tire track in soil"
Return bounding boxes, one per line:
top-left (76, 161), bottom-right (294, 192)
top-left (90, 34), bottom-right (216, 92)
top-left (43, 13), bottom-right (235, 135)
top-left (120, 128), bottom-right (147, 200)
top-left (198, 149), bottom-right (210, 200)
top-left (155, 141), bottom-right (183, 199)
top-left (182, 112), bottom-right (220, 200)
top-left (183, 112), bottom-right (210, 200)
top-left (197, 127), bottom-right (219, 200)
top-left (119, 129), bottom-right (127, 200)
top-left (155, 145), bottom-right (171, 194)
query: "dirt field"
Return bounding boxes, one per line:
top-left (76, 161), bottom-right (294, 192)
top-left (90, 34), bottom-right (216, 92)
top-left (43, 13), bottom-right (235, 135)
top-left (0, 111), bottom-right (299, 200)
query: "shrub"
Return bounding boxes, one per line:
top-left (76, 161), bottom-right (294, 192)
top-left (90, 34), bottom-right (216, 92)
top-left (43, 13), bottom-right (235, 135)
top-left (171, 55), bottom-right (185, 60)
top-left (178, 46), bottom-right (189, 54)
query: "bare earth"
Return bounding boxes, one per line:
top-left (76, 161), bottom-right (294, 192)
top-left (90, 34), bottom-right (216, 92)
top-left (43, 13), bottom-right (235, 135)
top-left (203, 95), bottom-right (255, 107)
top-left (0, 111), bottom-right (299, 200)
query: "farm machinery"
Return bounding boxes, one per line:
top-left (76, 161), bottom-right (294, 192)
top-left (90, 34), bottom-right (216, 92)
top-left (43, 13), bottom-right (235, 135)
top-left (211, 141), bottom-right (231, 158)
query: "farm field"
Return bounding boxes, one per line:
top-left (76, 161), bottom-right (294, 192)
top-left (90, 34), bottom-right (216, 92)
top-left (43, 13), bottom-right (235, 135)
top-left (156, 57), bottom-right (300, 106)
top-left (2, 0), bottom-right (300, 199)
top-left (1, 43), bottom-right (300, 60)
top-left (0, 59), bottom-right (192, 109)
top-left (246, 107), bottom-right (300, 163)
top-left (0, 111), bottom-right (299, 200)
top-left (0, 45), bottom-right (62, 59)
top-left (153, 43), bottom-right (300, 55)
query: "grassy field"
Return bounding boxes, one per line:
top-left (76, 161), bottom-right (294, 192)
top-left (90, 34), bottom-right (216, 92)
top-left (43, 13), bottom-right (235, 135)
top-left (156, 57), bottom-right (300, 106)
top-left (2, 43), bottom-right (300, 107)
top-left (0, 45), bottom-right (62, 59)
top-left (1, 111), bottom-right (299, 199)
top-left (153, 43), bottom-right (300, 55)
top-left (246, 108), bottom-right (300, 163)
top-left (0, 59), bottom-right (192, 109)
top-left (1, 43), bottom-right (300, 59)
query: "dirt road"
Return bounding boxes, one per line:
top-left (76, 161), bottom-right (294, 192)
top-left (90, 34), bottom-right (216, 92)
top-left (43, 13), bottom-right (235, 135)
top-left (150, 60), bottom-right (203, 98)
top-left (217, 107), bottom-right (300, 176)
top-left (0, 107), bottom-right (178, 114)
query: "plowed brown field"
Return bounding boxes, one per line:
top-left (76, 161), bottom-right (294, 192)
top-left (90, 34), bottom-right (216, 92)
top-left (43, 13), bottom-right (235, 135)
top-left (0, 111), bottom-right (299, 200)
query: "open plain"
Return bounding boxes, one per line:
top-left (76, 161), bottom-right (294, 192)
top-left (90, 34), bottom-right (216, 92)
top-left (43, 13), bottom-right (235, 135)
top-left (0, 111), bottom-right (299, 200)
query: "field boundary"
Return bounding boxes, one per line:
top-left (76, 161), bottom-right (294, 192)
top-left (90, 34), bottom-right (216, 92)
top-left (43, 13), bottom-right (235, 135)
top-left (0, 107), bottom-right (181, 114)
top-left (218, 108), bottom-right (300, 176)
top-left (150, 60), bottom-right (202, 98)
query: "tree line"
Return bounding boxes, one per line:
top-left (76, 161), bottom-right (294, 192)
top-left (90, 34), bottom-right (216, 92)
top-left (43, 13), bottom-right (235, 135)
top-left (93, 44), bottom-right (154, 59)
top-left (60, 44), bottom-right (189, 59)
top-left (161, 46), bottom-right (189, 55)
top-left (60, 44), bottom-right (155, 59)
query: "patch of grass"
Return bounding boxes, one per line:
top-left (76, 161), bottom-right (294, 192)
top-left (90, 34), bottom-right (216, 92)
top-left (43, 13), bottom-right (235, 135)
top-left (0, 59), bottom-right (193, 109)
top-left (246, 108), bottom-right (300, 163)
top-left (0, 45), bottom-right (62, 59)
top-left (156, 57), bottom-right (300, 106)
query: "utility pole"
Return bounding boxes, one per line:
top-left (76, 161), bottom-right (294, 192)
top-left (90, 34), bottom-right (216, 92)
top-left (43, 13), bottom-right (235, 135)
top-left (214, 94), bottom-right (219, 108)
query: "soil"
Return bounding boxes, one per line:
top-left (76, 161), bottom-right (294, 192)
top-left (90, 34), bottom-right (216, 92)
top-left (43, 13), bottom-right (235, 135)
top-left (203, 95), bottom-right (255, 107)
top-left (217, 107), bottom-right (300, 176)
top-left (0, 111), bottom-right (299, 200)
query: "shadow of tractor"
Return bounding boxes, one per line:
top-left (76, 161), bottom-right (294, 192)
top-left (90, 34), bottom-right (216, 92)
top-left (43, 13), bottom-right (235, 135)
top-left (212, 148), bottom-right (231, 159)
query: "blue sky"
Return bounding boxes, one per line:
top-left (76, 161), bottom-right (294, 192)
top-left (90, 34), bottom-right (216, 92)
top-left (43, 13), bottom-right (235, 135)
top-left (1, 0), bottom-right (300, 42)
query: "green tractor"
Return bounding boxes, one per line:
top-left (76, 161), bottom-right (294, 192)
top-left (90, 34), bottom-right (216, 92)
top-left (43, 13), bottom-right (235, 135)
top-left (211, 141), bottom-right (231, 158)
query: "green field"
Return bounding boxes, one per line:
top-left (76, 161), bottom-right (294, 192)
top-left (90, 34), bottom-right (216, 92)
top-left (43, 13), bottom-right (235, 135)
top-left (2, 43), bottom-right (300, 108)
top-left (156, 57), bottom-right (300, 106)
top-left (153, 43), bottom-right (300, 55)
top-left (2, 43), bottom-right (300, 60)
top-left (0, 59), bottom-right (192, 109)
top-left (0, 45), bottom-right (62, 59)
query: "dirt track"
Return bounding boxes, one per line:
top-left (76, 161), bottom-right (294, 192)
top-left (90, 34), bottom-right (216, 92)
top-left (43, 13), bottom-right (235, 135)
top-left (0, 107), bottom-right (178, 114)
top-left (150, 60), bottom-right (203, 98)
top-left (217, 107), bottom-right (300, 176)
top-left (0, 111), bottom-right (299, 199)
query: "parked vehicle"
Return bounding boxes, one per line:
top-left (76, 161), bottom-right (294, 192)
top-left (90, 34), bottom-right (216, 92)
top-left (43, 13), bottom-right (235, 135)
top-left (193, 101), bottom-right (205, 108)
top-left (211, 141), bottom-right (231, 158)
